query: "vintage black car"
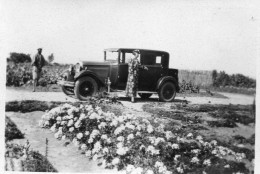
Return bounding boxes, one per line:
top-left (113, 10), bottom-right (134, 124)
top-left (58, 48), bottom-right (179, 102)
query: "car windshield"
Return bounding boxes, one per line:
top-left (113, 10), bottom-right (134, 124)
top-left (105, 51), bottom-right (118, 63)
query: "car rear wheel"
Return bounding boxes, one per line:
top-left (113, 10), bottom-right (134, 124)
top-left (74, 77), bottom-right (98, 100)
top-left (138, 93), bottom-right (152, 99)
top-left (61, 85), bottom-right (74, 95)
top-left (158, 81), bottom-right (176, 102)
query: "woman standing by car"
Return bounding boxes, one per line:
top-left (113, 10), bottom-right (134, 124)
top-left (125, 50), bottom-right (148, 102)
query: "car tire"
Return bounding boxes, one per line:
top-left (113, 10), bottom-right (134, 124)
top-left (61, 85), bottom-right (74, 95)
top-left (74, 76), bottom-right (98, 100)
top-left (138, 93), bottom-right (152, 99)
top-left (158, 81), bottom-right (176, 102)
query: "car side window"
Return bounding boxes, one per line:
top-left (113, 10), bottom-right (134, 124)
top-left (156, 56), bottom-right (162, 64)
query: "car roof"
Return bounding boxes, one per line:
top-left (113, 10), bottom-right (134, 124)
top-left (104, 48), bottom-right (169, 55)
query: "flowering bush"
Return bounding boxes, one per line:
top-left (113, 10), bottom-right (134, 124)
top-left (39, 103), bottom-right (249, 174)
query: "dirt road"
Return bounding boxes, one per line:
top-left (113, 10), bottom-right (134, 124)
top-left (5, 88), bottom-right (255, 110)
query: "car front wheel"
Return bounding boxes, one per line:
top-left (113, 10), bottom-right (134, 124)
top-left (158, 81), bottom-right (176, 102)
top-left (74, 77), bottom-right (98, 100)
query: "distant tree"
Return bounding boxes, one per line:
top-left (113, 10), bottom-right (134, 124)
top-left (48, 53), bottom-right (54, 63)
top-left (8, 52), bottom-right (32, 63)
top-left (212, 70), bottom-right (218, 86)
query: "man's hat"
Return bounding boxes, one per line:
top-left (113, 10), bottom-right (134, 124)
top-left (133, 49), bottom-right (140, 54)
top-left (37, 48), bottom-right (42, 50)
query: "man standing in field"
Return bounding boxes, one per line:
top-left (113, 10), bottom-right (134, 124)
top-left (31, 48), bottom-right (46, 92)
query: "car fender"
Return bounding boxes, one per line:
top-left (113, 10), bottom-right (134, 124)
top-left (74, 70), bottom-right (105, 86)
top-left (157, 76), bottom-right (179, 91)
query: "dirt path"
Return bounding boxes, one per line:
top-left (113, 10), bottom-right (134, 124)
top-left (6, 111), bottom-right (124, 173)
top-left (5, 88), bottom-right (254, 108)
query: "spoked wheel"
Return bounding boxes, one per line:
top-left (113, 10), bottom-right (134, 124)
top-left (74, 77), bottom-right (98, 100)
top-left (61, 85), bottom-right (74, 95)
top-left (138, 93), bottom-right (153, 99)
top-left (158, 81), bottom-right (176, 102)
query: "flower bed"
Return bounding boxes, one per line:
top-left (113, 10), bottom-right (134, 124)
top-left (39, 103), bottom-right (249, 174)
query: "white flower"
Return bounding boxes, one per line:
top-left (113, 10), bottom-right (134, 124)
top-left (81, 144), bottom-right (87, 151)
top-left (147, 145), bottom-right (159, 155)
top-left (111, 120), bottom-right (118, 127)
top-left (98, 122), bottom-right (107, 129)
top-left (74, 121), bottom-right (81, 128)
top-left (187, 133), bottom-right (193, 138)
top-left (60, 121), bottom-right (67, 126)
top-left (174, 155), bottom-right (181, 161)
top-left (191, 157), bottom-right (200, 164)
top-left (116, 146), bottom-right (129, 155)
top-left (85, 150), bottom-right (92, 157)
top-left (146, 169), bottom-right (154, 174)
top-left (165, 131), bottom-right (175, 140)
top-left (132, 167), bottom-right (143, 174)
top-left (56, 116), bottom-right (62, 121)
top-left (127, 134), bottom-right (134, 141)
top-left (69, 127), bottom-right (74, 132)
top-left (155, 161), bottom-right (164, 168)
top-left (85, 131), bottom-right (90, 136)
top-left (102, 147), bottom-right (109, 154)
top-left (79, 113), bottom-right (86, 120)
top-left (93, 154), bottom-right (98, 161)
top-left (158, 165), bottom-right (167, 173)
top-left (61, 135), bottom-right (66, 140)
top-left (139, 145), bottom-right (145, 150)
top-left (210, 140), bottom-right (217, 146)
top-left (154, 137), bottom-right (165, 146)
top-left (203, 159), bottom-right (211, 166)
top-left (90, 112), bottom-right (100, 120)
top-left (101, 134), bottom-right (108, 140)
top-left (117, 136), bottom-right (125, 142)
top-left (224, 164), bottom-right (230, 168)
top-left (191, 149), bottom-right (201, 154)
top-left (176, 166), bottom-right (184, 173)
top-left (171, 143), bottom-right (179, 149)
top-left (125, 122), bottom-right (135, 130)
top-left (112, 158), bottom-right (120, 165)
top-left (196, 135), bottom-right (203, 141)
top-left (126, 165), bottom-right (135, 173)
top-left (50, 124), bottom-right (56, 132)
top-left (77, 133), bottom-right (83, 139)
top-left (136, 131), bottom-right (141, 136)
top-left (147, 124), bottom-right (154, 133)
top-left (67, 119), bottom-right (74, 127)
top-left (88, 138), bottom-right (93, 144)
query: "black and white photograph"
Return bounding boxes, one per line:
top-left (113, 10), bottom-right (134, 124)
top-left (1, 0), bottom-right (258, 173)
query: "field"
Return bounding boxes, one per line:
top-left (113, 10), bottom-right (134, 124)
top-left (4, 62), bottom-right (256, 173)
top-left (5, 88), bottom-right (255, 174)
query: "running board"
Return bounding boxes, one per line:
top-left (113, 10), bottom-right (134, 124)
top-left (112, 90), bottom-right (157, 94)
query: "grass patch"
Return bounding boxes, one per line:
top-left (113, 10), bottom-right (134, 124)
top-left (22, 151), bottom-right (57, 172)
top-left (5, 116), bottom-right (24, 141)
top-left (5, 142), bottom-right (57, 172)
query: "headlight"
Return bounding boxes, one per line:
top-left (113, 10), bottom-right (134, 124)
top-left (75, 63), bottom-right (81, 73)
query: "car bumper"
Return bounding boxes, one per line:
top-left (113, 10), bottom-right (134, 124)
top-left (57, 80), bottom-right (75, 87)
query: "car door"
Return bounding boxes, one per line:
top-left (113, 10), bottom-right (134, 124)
top-left (138, 53), bottom-right (163, 91)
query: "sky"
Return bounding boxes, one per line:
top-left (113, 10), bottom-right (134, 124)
top-left (0, 0), bottom-right (258, 78)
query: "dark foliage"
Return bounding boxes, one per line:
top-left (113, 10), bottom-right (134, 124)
top-left (212, 70), bottom-right (256, 88)
top-left (5, 116), bottom-right (24, 141)
top-left (7, 52), bottom-right (32, 63)
top-left (22, 151), bottom-right (57, 172)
